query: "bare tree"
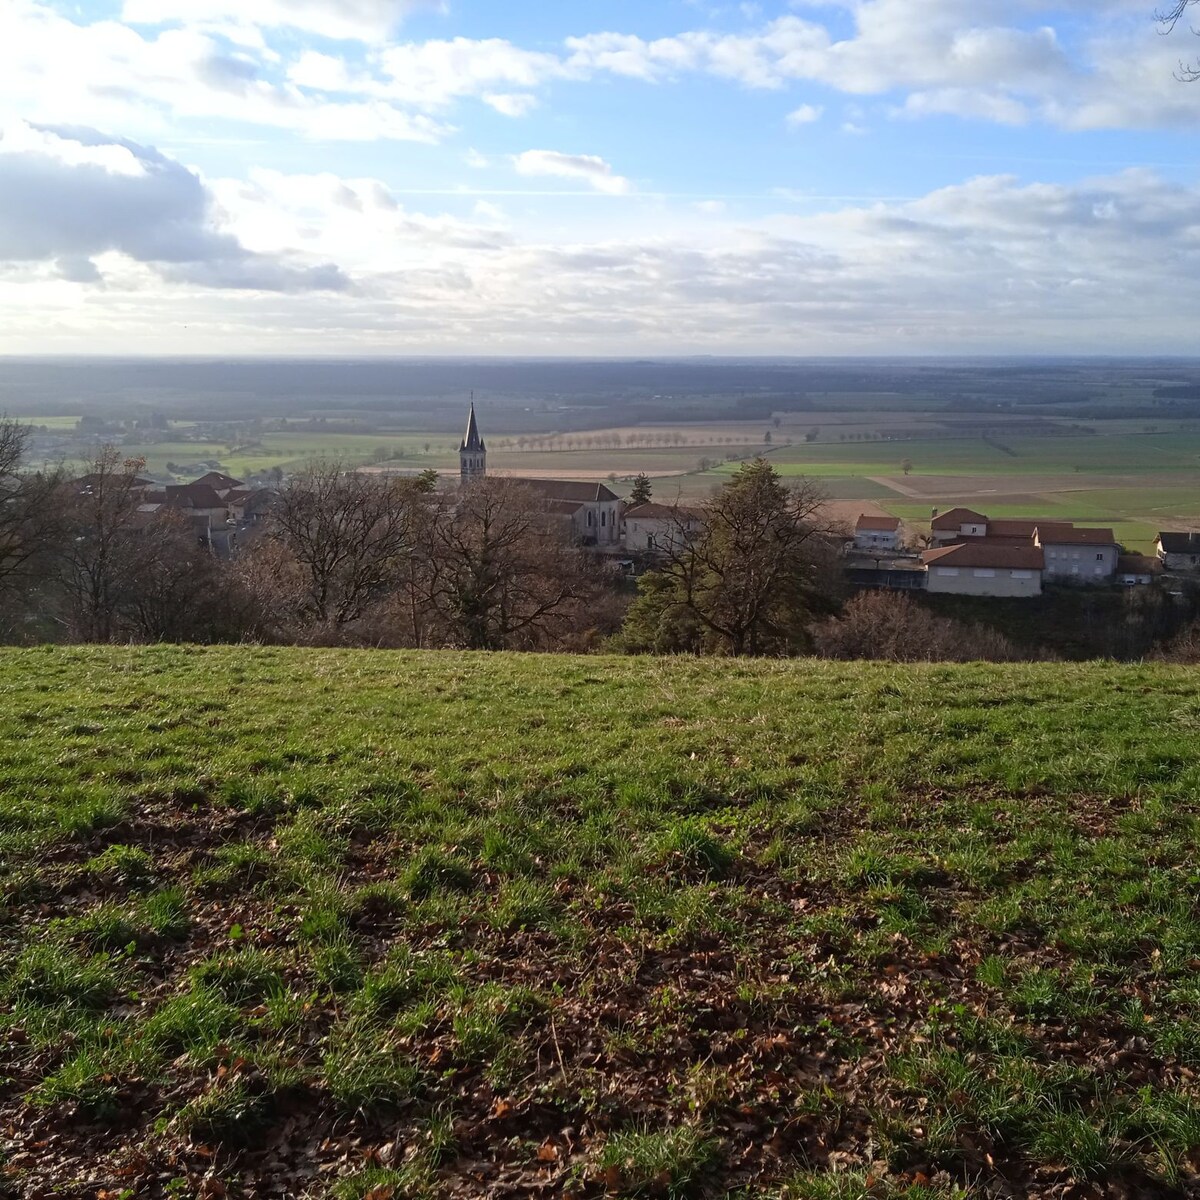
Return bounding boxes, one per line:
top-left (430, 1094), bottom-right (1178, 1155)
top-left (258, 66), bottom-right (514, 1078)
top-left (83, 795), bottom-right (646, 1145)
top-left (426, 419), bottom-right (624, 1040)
top-left (0, 418), bottom-right (66, 610)
top-left (420, 478), bottom-right (604, 651)
top-left (120, 510), bottom-right (225, 642)
top-left (268, 463), bottom-right (429, 630)
top-left (57, 447), bottom-right (153, 642)
top-left (1159, 0), bottom-right (1200, 78)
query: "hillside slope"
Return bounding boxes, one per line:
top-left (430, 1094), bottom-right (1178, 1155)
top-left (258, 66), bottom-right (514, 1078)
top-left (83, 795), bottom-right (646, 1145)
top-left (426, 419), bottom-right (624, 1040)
top-left (3, 649), bottom-right (1200, 1198)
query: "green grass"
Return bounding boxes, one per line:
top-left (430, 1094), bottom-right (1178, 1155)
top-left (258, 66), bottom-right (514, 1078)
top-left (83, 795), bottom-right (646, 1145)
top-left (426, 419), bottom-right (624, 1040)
top-left (5, 647), bottom-right (1200, 1195)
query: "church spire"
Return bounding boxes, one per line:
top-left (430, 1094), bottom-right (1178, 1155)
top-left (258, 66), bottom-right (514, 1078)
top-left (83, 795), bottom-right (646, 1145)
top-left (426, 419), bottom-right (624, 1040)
top-left (459, 400), bottom-right (487, 482)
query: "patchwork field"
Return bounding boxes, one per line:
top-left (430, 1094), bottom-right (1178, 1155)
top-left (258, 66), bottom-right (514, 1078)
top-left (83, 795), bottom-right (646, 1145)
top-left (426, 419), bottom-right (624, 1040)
top-left (4, 648), bottom-right (1200, 1198)
top-left (18, 407), bottom-right (1200, 551)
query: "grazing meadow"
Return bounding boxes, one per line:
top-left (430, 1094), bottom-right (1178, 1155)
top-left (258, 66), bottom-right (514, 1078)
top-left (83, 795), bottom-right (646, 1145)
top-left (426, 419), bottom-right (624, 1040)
top-left (3, 647), bottom-right (1200, 1197)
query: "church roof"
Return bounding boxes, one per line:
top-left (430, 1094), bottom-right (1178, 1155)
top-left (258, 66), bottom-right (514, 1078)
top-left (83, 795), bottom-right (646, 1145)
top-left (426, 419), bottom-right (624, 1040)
top-left (514, 478), bottom-right (620, 503)
top-left (460, 403), bottom-right (486, 453)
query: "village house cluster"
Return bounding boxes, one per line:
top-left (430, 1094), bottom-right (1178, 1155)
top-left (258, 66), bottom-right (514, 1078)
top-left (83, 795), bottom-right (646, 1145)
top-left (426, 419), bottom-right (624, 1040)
top-left (90, 406), bottom-right (1200, 602)
top-left (848, 506), bottom-right (1192, 597)
top-left (74, 469), bottom-right (278, 556)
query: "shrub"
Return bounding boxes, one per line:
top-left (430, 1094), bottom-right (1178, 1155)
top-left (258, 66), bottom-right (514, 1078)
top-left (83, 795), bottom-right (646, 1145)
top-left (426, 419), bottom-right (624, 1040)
top-left (813, 591), bottom-right (1021, 662)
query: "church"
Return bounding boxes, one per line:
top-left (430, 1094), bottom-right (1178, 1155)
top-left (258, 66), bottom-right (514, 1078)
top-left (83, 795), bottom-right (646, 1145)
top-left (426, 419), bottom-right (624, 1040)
top-left (458, 402), bottom-right (624, 548)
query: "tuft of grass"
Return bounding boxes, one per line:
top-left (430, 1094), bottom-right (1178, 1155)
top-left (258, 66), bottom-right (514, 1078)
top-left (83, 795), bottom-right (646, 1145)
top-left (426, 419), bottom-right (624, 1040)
top-left (141, 986), bottom-right (241, 1055)
top-left (1, 943), bottom-right (120, 1010)
top-left (324, 1043), bottom-right (421, 1115)
top-left (172, 1079), bottom-right (274, 1147)
top-left (655, 821), bottom-right (735, 880)
top-left (190, 948), bottom-right (285, 1006)
top-left (140, 887), bottom-right (190, 940)
top-left (593, 1125), bottom-right (721, 1199)
top-left (86, 844), bottom-right (156, 892)
top-left (401, 847), bottom-right (475, 900)
top-left (31, 1049), bottom-right (125, 1122)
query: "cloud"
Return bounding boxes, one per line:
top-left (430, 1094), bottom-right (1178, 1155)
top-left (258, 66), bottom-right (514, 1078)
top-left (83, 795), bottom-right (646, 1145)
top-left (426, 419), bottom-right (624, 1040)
top-left (120, 0), bottom-right (435, 41)
top-left (785, 103), bottom-right (823, 126)
top-left (0, 122), bottom-right (349, 292)
top-left (511, 150), bottom-right (632, 194)
top-left (483, 92), bottom-right (538, 117)
top-left (6, 160), bottom-right (1199, 354)
top-left (0, 4), bottom-right (453, 143)
top-left (5, 0), bottom-right (1200, 142)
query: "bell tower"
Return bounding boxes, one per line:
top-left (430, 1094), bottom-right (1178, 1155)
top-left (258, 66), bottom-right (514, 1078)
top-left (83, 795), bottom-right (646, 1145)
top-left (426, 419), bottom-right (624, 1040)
top-left (459, 399), bottom-right (486, 483)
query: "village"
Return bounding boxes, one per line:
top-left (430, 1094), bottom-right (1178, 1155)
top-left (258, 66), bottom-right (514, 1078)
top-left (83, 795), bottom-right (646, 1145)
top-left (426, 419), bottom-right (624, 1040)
top-left (109, 402), bottom-right (1200, 604)
top-left (845, 508), bottom-right (1200, 597)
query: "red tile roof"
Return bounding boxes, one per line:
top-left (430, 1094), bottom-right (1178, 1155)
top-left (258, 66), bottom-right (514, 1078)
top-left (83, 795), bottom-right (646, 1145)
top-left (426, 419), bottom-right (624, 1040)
top-left (855, 514), bottom-right (902, 532)
top-left (986, 518), bottom-right (1051, 538)
top-left (930, 507), bottom-right (988, 530)
top-left (922, 543), bottom-right (1044, 570)
top-left (514, 478), bottom-right (620, 503)
top-left (1036, 524), bottom-right (1116, 546)
top-left (165, 484), bottom-right (226, 509)
top-left (192, 472), bottom-right (245, 490)
top-left (1118, 554), bottom-right (1161, 575)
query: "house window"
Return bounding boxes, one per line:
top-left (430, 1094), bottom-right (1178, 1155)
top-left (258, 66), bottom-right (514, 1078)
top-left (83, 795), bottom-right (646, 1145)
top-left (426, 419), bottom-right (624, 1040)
top-left (601, 511), bottom-right (606, 527)
top-left (1048, 549), bottom-right (1057, 557)
top-left (647, 534), bottom-right (656, 549)
top-left (587, 511), bottom-right (594, 527)
top-left (1094, 566), bottom-right (1105, 576)
top-left (1096, 553), bottom-right (1105, 561)
top-left (973, 569), bottom-right (996, 578)
top-left (936, 567), bottom-right (959, 577)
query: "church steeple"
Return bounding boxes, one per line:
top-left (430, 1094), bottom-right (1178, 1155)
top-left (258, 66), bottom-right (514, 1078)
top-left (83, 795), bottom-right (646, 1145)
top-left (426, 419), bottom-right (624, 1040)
top-left (459, 400), bottom-right (486, 482)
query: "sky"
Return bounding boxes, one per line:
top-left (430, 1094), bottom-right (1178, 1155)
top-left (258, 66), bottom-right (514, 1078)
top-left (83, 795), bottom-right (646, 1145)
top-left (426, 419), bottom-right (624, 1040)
top-left (1, 0), bottom-right (1199, 355)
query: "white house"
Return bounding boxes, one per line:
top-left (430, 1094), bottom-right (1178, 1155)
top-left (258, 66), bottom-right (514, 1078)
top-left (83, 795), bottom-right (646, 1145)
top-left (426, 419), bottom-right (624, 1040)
top-left (929, 508), bottom-right (989, 546)
top-left (853, 514), bottom-right (902, 552)
top-left (623, 503), bottom-right (702, 555)
top-left (922, 542), bottom-right (1044, 597)
top-left (1035, 524), bottom-right (1118, 584)
top-left (1157, 532), bottom-right (1200, 572)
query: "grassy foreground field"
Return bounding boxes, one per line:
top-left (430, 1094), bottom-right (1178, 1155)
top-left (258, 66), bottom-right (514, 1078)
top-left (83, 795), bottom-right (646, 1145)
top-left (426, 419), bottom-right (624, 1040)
top-left (4, 649), bottom-right (1200, 1199)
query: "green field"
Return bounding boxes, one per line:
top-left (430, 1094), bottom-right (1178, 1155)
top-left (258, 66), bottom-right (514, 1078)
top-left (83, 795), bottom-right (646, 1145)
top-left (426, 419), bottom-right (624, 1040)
top-left (116, 434), bottom-right (456, 478)
top-left (18, 409), bottom-right (1200, 549)
top-left (6, 648), bottom-right (1200, 1197)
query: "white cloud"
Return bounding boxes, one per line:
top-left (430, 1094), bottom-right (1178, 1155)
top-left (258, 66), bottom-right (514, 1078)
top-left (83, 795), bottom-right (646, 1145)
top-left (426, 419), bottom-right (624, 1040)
top-left (0, 3), bottom-right (452, 143)
top-left (900, 88), bottom-right (1030, 125)
top-left (0, 122), bottom-right (349, 292)
top-left (483, 92), bottom-right (538, 117)
top-left (373, 38), bottom-right (568, 107)
top-left (6, 159), bottom-right (1200, 354)
top-left (121, 0), bottom-right (435, 41)
top-left (5, 0), bottom-right (1200, 144)
top-left (786, 103), bottom-right (823, 126)
top-left (511, 150), bottom-right (632, 195)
